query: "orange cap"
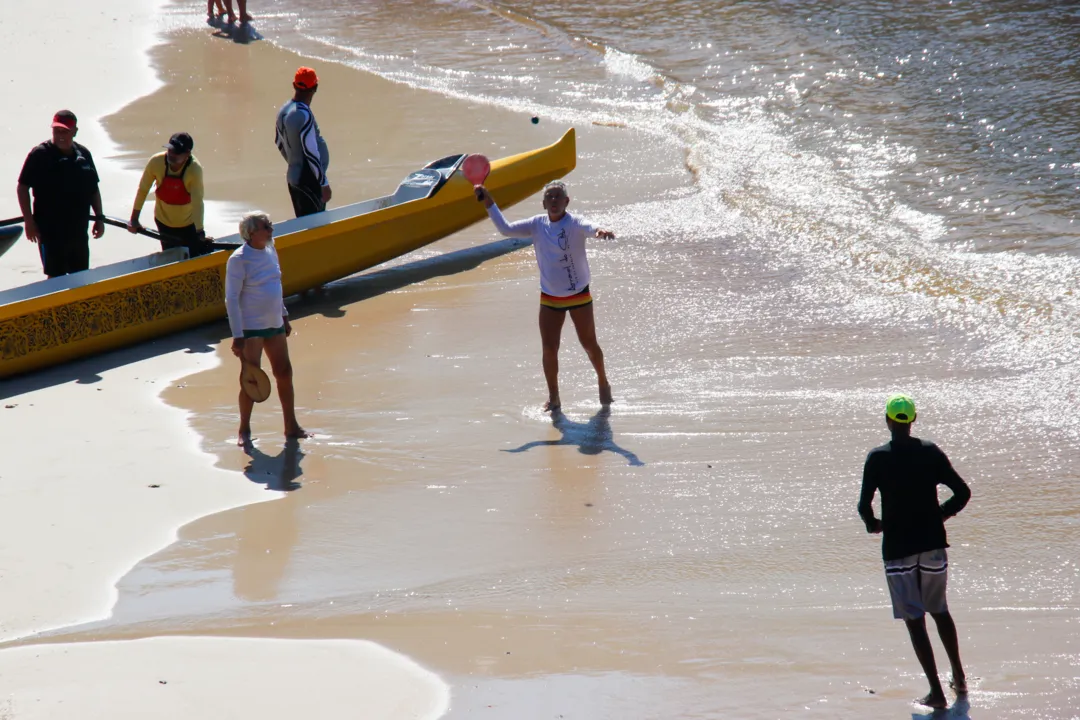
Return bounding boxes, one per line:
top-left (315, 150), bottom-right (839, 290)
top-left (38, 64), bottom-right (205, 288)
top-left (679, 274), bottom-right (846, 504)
top-left (293, 66), bottom-right (319, 91)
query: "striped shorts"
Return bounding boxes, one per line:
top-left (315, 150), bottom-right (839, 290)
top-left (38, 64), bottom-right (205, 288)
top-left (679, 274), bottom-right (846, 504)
top-left (884, 548), bottom-right (949, 620)
top-left (540, 285), bottom-right (592, 311)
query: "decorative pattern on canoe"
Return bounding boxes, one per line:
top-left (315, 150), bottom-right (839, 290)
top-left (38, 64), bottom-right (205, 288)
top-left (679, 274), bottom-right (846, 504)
top-left (0, 267), bottom-right (223, 361)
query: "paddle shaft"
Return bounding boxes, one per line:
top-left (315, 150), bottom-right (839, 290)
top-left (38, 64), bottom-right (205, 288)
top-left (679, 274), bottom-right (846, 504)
top-left (0, 214), bottom-right (238, 250)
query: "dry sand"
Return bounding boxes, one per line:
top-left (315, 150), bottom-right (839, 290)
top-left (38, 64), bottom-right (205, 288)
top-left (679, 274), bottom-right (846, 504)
top-left (0, 636), bottom-right (447, 719)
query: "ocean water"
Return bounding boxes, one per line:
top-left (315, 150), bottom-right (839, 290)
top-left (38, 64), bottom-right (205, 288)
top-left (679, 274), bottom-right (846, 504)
top-left (237, 0), bottom-right (1080, 428)
top-left (122, 1), bottom-right (1080, 716)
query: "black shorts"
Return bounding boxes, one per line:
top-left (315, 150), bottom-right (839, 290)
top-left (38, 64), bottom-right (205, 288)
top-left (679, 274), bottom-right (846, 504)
top-left (288, 162), bottom-right (326, 218)
top-left (38, 236), bottom-right (89, 278)
top-left (287, 181), bottom-right (325, 218)
top-left (155, 220), bottom-right (211, 257)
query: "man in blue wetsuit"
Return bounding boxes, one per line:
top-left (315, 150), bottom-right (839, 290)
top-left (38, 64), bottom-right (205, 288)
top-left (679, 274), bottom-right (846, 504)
top-left (858, 394), bottom-right (972, 710)
top-left (274, 66), bottom-right (331, 217)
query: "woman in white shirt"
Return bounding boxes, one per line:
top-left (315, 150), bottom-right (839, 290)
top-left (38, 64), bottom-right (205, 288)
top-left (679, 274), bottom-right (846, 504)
top-left (477, 181), bottom-right (615, 412)
top-left (225, 212), bottom-right (308, 445)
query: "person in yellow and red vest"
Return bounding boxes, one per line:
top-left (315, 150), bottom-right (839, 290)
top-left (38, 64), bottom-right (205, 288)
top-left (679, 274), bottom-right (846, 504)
top-left (127, 132), bottom-right (212, 257)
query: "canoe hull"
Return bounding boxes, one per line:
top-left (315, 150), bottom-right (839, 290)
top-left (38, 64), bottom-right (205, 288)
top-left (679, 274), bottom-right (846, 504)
top-left (0, 129), bottom-right (576, 380)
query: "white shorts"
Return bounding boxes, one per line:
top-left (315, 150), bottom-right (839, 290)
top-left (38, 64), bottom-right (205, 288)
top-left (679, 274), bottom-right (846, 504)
top-left (884, 548), bottom-right (949, 620)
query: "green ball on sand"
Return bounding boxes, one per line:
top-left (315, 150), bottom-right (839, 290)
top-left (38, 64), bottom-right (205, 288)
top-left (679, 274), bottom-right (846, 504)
top-left (531, 116), bottom-right (539, 124)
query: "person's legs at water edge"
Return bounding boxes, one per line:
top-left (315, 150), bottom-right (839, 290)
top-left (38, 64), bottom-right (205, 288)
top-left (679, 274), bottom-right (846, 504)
top-left (921, 548), bottom-right (967, 694)
top-left (238, 337), bottom-right (265, 445)
top-left (887, 549), bottom-right (954, 709)
top-left (904, 614), bottom-right (947, 709)
top-left (931, 610), bottom-right (967, 694)
top-left (207, 0), bottom-right (225, 23)
top-left (568, 302), bottom-right (612, 405)
top-left (538, 306), bottom-right (566, 412)
top-left (263, 333), bottom-right (308, 439)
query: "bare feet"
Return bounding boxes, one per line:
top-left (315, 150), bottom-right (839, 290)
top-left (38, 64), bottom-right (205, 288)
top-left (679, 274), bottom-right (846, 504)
top-left (916, 692), bottom-right (948, 710)
top-left (237, 429), bottom-right (251, 447)
top-left (240, 12), bottom-right (253, 22)
top-left (542, 397), bottom-right (561, 413)
top-left (599, 383), bottom-right (613, 406)
top-left (285, 426), bottom-right (311, 439)
top-left (950, 677), bottom-right (968, 695)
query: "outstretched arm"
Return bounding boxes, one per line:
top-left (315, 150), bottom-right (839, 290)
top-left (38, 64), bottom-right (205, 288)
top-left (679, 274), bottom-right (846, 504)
top-left (595, 229), bottom-right (615, 240)
top-left (476, 186), bottom-right (536, 239)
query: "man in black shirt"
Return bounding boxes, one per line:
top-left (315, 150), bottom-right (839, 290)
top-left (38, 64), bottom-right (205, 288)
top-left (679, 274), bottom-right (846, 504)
top-left (858, 394), bottom-right (972, 710)
top-left (16, 110), bottom-right (105, 278)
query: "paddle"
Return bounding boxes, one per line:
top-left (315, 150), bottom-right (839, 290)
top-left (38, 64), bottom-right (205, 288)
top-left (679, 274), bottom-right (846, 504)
top-left (98, 216), bottom-right (240, 251)
top-left (0, 214), bottom-right (239, 250)
top-left (241, 361), bottom-right (272, 403)
top-left (461, 154), bottom-right (491, 201)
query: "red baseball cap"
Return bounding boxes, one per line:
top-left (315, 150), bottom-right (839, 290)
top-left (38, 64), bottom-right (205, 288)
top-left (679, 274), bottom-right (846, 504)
top-left (293, 66), bottom-right (319, 91)
top-left (51, 110), bottom-right (77, 130)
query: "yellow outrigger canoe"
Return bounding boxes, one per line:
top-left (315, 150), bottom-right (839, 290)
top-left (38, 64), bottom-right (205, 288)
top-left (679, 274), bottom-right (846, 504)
top-left (0, 129), bottom-right (576, 379)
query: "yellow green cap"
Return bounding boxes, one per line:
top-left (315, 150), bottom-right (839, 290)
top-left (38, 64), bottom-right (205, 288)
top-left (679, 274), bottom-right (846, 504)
top-left (885, 394), bottom-right (916, 423)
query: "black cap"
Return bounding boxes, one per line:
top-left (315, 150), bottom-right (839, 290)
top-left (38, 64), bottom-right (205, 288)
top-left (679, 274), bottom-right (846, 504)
top-left (164, 132), bottom-right (194, 154)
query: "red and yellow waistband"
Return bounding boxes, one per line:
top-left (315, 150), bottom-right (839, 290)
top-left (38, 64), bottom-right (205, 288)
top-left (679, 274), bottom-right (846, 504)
top-left (540, 286), bottom-right (592, 310)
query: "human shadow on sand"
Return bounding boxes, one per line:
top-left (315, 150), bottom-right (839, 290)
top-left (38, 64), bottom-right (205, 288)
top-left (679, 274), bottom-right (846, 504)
top-left (208, 17), bottom-right (263, 43)
top-left (0, 236), bottom-right (530, 399)
top-left (911, 696), bottom-right (971, 720)
top-left (503, 407), bottom-right (644, 467)
top-left (240, 436), bottom-right (304, 491)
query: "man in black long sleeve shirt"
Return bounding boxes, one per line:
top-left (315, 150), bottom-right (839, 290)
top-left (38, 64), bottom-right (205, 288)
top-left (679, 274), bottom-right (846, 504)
top-left (858, 394), bottom-right (971, 710)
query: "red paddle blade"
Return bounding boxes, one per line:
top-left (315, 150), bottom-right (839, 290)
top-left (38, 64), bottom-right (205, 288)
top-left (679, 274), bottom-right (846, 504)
top-left (461, 154), bottom-right (491, 186)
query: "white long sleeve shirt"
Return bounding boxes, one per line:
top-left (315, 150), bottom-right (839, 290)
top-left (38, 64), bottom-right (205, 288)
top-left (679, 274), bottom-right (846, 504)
top-left (486, 204), bottom-right (597, 297)
top-left (225, 243), bottom-right (288, 338)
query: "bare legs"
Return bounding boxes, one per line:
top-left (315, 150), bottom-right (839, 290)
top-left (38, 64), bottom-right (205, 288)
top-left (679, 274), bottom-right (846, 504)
top-left (932, 611), bottom-right (967, 693)
top-left (538, 307), bottom-right (565, 411)
top-left (223, 0), bottom-right (251, 24)
top-left (237, 334), bottom-right (308, 445)
top-left (207, 0), bottom-right (226, 20)
top-left (538, 304), bottom-right (611, 412)
top-left (905, 611), bottom-right (967, 709)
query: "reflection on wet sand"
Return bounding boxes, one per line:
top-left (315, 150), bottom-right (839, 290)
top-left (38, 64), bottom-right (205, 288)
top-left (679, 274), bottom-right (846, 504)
top-left (234, 439), bottom-right (303, 602)
top-left (503, 408), bottom-right (644, 467)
